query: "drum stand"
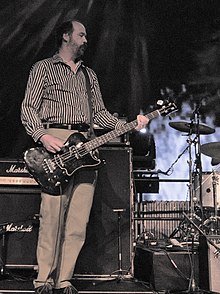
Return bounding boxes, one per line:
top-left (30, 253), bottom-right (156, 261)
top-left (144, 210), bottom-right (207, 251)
top-left (169, 115), bottom-right (203, 292)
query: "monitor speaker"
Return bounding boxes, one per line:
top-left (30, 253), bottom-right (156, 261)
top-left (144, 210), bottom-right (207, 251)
top-left (134, 244), bottom-right (199, 292)
top-left (199, 235), bottom-right (220, 293)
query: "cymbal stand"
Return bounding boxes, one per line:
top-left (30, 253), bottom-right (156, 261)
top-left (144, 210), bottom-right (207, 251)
top-left (184, 122), bottom-right (200, 292)
top-left (187, 126), bottom-right (197, 219)
top-left (213, 170), bottom-right (218, 219)
top-left (192, 105), bottom-right (203, 214)
top-left (168, 134), bottom-right (198, 240)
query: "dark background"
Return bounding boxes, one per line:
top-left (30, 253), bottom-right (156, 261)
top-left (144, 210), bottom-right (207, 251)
top-left (1, 0), bottom-right (220, 157)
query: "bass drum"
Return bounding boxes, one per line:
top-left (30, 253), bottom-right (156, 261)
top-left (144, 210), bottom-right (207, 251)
top-left (194, 172), bottom-right (220, 209)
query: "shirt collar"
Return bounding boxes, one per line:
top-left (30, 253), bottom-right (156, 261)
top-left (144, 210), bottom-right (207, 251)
top-left (52, 54), bottom-right (83, 67)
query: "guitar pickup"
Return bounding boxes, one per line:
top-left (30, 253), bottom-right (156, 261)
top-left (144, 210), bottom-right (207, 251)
top-left (44, 159), bottom-right (56, 173)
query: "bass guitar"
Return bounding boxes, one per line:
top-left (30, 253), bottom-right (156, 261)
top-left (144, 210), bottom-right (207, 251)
top-left (24, 100), bottom-right (177, 195)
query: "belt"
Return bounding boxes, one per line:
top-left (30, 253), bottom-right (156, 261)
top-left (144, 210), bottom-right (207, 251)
top-left (44, 123), bottom-right (90, 132)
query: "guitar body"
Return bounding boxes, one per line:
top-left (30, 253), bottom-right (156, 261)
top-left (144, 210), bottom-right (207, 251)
top-left (24, 133), bottom-right (101, 195)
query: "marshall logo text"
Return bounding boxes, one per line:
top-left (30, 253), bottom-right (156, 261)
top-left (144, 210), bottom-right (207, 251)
top-left (3, 223), bottom-right (33, 233)
top-left (6, 164), bottom-right (29, 174)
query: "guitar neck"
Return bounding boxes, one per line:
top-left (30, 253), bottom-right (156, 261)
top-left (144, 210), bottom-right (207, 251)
top-left (84, 109), bottom-right (160, 151)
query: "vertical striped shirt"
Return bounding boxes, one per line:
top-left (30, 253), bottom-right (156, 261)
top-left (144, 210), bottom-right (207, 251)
top-left (21, 54), bottom-right (123, 142)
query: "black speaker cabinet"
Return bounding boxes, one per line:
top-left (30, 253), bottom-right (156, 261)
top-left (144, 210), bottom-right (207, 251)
top-left (0, 185), bottom-right (41, 268)
top-left (134, 244), bottom-right (199, 291)
top-left (199, 235), bottom-right (220, 293)
top-left (75, 147), bottom-right (133, 276)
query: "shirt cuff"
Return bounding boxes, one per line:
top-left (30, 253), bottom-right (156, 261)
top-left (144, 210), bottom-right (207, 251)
top-left (32, 128), bottom-right (46, 142)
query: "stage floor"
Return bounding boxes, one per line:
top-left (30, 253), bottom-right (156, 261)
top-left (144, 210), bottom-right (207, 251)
top-left (0, 275), bottom-right (210, 294)
top-left (0, 274), bottom-right (154, 294)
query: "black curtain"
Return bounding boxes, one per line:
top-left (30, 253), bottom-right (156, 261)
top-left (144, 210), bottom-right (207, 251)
top-left (0, 0), bottom-right (220, 157)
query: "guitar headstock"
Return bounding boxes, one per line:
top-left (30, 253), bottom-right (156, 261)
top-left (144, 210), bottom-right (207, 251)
top-left (156, 99), bottom-right (178, 117)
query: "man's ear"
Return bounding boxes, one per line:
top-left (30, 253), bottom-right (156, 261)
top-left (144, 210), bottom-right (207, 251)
top-left (63, 33), bottom-right (69, 43)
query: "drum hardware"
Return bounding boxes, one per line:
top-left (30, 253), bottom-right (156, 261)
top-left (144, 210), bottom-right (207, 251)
top-left (169, 110), bottom-right (215, 220)
top-left (199, 169), bottom-right (220, 235)
top-left (183, 212), bottom-right (220, 257)
top-left (169, 106), bottom-right (217, 292)
top-left (200, 141), bottom-right (220, 234)
top-left (165, 117), bottom-right (203, 240)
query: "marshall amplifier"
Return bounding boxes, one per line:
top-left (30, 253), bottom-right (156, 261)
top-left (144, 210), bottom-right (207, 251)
top-left (0, 158), bottom-right (38, 186)
top-left (0, 159), bottom-right (41, 269)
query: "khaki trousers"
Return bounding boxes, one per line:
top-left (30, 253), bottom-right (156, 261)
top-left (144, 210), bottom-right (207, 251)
top-left (34, 129), bottom-right (97, 289)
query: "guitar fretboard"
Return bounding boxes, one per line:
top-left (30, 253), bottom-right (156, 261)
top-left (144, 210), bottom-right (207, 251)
top-left (84, 109), bottom-right (160, 152)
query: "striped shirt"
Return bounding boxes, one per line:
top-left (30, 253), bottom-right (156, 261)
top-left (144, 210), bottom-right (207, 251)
top-left (21, 54), bottom-right (123, 142)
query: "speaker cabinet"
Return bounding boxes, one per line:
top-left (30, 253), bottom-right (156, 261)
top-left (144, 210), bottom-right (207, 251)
top-left (0, 186), bottom-right (41, 268)
top-left (75, 147), bottom-right (133, 275)
top-left (199, 235), bottom-right (220, 293)
top-left (134, 244), bottom-right (199, 291)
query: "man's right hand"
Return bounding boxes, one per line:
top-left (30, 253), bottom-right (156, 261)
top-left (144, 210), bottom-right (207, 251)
top-left (39, 134), bottom-right (64, 153)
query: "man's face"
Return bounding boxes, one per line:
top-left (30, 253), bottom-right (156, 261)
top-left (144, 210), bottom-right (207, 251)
top-left (68, 21), bottom-right (87, 58)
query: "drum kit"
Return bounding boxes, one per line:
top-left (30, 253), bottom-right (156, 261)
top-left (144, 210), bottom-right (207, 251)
top-left (169, 118), bottom-right (220, 237)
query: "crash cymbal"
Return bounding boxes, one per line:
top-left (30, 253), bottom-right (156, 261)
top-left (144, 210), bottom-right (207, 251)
top-left (201, 142), bottom-right (220, 160)
top-left (169, 120), bottom-right (215, 135)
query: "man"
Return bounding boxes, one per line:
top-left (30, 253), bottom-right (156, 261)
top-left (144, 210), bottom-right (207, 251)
top-left (21, 19), bottom-right (148, 294)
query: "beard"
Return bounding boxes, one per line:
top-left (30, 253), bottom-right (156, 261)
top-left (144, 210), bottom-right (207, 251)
top-left (77, 43), bottom-right (87, 58)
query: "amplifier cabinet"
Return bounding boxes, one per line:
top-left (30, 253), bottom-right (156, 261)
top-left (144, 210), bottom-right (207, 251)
top-left (0, 147), bottom-right (133, 275)
top-left (75, 147), bottom-right (133, 276)
top-left (0, 186), bottom-right (41, 268)
top-left (134, 244), bottom-right (199, 292)
top-left (199, 235), bottom-right (220, 293)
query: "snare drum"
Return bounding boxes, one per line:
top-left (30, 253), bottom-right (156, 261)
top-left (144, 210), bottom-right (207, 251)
top-left (194, 172), bottom-right (220, 209)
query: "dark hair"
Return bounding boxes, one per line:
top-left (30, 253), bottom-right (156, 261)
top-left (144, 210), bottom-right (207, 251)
top-left (55, 20), bottom-right (78, 49)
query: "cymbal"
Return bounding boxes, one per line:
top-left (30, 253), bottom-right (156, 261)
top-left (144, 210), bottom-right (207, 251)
top-left (201, 142), bottom-right (220, 160)
top-left (169, 120), bottom-right (215, 135)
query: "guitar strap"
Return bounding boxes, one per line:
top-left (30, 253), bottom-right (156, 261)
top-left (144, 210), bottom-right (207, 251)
top-left (81, 66), bottom-right (95, 139)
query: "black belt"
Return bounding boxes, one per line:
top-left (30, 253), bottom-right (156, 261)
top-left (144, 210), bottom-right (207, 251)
top-left (44, 123), bottom-right (90, 132)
